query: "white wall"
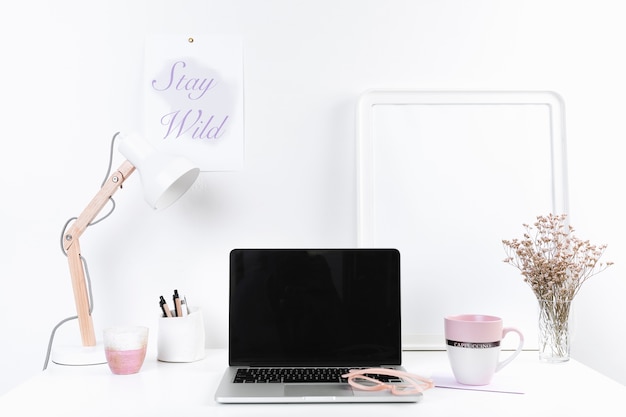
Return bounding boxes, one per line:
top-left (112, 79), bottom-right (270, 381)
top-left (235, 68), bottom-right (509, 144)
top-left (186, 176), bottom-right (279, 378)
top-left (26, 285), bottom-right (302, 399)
top-left (1, 0), bottom-right (625, 395)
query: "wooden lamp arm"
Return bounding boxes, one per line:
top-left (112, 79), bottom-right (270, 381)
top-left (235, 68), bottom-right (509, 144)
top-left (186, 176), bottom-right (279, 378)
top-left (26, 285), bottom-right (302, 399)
top-left (62, 160), bottom-right (136, 346)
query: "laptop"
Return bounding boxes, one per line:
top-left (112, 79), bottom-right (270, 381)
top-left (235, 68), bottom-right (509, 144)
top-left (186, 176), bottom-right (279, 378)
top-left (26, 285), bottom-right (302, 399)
top-left (215, 248), bottom-right (422, 403)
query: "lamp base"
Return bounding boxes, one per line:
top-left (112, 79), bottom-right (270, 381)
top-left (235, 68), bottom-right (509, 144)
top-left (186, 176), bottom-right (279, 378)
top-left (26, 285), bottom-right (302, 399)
top-left (51, 343), bottom-right (107, 366)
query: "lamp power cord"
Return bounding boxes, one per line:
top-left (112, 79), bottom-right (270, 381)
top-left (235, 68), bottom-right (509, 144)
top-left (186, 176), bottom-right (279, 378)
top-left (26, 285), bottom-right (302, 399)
top-left (42, 132), bottom-right (121, 370)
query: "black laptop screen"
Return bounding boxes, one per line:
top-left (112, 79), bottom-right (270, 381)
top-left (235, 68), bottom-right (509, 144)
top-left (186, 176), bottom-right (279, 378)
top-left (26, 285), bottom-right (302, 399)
top-left (228, 249), bottom-right (402, 367)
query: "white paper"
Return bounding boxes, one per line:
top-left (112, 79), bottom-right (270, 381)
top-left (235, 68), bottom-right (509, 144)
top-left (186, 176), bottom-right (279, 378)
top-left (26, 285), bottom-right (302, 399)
top-left (143, 34), bottom-right (244, 171)
top-left (432, 372), bottom-right (525, 394)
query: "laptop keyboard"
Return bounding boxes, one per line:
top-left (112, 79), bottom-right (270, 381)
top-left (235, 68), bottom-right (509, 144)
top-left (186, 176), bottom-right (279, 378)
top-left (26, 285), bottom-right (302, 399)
top-left (234, 367), bottom-right (402, 384)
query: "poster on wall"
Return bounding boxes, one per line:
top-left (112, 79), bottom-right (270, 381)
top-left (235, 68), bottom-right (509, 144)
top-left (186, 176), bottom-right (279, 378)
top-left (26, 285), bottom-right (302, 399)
top-left (143, 35), bottom-right (244, 171)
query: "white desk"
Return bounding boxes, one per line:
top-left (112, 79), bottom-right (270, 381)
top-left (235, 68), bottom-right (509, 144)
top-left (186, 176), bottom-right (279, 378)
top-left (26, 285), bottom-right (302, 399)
top-left (1, 349), bottom-right (624, 416)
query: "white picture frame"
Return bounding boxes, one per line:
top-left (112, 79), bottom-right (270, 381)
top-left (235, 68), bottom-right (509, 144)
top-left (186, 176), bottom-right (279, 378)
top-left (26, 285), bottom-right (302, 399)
top-left (357, 90), bottom-right (568, 350)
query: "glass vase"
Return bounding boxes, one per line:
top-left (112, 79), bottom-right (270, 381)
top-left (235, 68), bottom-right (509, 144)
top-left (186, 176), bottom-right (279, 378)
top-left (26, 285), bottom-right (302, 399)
top-left (537, 299), bottom-right (571, 362)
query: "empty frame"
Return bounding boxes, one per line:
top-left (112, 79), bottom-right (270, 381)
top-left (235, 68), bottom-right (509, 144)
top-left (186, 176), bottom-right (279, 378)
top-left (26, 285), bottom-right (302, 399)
top-left (357, 91), bottom-right (568, 349)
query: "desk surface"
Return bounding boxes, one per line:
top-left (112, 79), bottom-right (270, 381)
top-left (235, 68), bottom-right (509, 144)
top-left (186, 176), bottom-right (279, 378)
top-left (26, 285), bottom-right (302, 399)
top-left (1, 349), bottom-right (624, 416)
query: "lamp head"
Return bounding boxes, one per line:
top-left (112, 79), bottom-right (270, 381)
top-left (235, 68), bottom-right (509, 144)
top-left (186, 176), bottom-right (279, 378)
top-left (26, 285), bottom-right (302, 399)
top-left (118, 133), bottom-right (200, 209)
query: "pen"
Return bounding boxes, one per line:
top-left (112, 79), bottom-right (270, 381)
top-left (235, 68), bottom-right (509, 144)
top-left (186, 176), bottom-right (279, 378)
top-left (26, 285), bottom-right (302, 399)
top-left (160, 295), bottom-right (173, 317)
top-left (173, 289), bottom-right (182, 317)
top-left (184, 296), bottom-right (190, 315)
top-left (180, 297), bottom-right (189, 317)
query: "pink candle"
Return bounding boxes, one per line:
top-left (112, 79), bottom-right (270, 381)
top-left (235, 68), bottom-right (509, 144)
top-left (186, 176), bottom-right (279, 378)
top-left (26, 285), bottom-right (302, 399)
top-left (105, 346), bottom-right (147, 375)
top-left (103, 326), bottom-right (149, 375)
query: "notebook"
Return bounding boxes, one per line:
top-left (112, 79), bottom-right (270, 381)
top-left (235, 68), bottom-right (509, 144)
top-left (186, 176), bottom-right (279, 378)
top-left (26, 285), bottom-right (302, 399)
top-left (214, 248), bottom-right (422, 403)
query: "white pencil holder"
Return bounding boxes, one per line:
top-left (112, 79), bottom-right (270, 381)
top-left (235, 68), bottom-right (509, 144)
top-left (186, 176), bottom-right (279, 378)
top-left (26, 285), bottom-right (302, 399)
top-left (157, 307), bottom-right (205, 362)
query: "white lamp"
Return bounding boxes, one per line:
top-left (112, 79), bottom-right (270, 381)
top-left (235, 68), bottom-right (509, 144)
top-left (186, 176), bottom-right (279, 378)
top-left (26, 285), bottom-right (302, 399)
top-left (118, 133), bottom-right (200, 210)
top-left (53, 132), bottom-right (199, 365)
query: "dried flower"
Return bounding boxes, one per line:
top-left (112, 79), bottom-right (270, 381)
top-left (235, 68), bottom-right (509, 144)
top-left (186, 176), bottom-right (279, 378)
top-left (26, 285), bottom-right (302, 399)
top-left (502, 213), bottom-right (613, 302)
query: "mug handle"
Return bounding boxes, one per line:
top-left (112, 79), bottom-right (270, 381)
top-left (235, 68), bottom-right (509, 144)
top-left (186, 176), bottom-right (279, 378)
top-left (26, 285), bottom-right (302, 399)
top-left (495, 327), bottom-right (524, 372)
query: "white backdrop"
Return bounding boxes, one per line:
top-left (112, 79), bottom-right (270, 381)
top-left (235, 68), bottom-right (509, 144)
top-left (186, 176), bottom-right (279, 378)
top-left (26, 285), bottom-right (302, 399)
top-left (1, 0), bottom-right (625, 395)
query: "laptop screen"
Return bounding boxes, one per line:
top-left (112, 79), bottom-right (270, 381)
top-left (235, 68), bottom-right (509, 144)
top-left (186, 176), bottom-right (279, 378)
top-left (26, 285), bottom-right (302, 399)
top-left (229, 249), bottom-right (401, 367)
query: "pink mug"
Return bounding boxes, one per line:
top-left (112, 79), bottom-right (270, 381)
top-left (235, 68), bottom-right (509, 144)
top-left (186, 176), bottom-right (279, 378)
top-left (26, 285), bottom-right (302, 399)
top-left (444, 314), bottom-right (524, 385)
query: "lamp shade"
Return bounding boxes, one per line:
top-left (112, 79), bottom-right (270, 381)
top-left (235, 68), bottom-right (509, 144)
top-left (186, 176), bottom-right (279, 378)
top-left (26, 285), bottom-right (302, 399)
top-left (118, 133), bottom-right (200, 209)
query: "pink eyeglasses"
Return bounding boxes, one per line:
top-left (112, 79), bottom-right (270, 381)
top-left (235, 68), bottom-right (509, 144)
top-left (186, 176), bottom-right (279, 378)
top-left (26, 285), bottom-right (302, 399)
top-left (342, 368), bottom-right (434, 396)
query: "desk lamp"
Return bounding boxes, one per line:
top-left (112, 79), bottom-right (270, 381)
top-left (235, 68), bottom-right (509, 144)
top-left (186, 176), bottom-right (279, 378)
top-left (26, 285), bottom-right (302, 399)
top-left (52, 132), bottom-right (200, 365)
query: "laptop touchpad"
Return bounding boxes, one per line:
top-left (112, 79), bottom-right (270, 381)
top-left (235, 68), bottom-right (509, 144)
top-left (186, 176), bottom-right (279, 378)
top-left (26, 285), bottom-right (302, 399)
top-left (285, 384), bottom-right (354, 397)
